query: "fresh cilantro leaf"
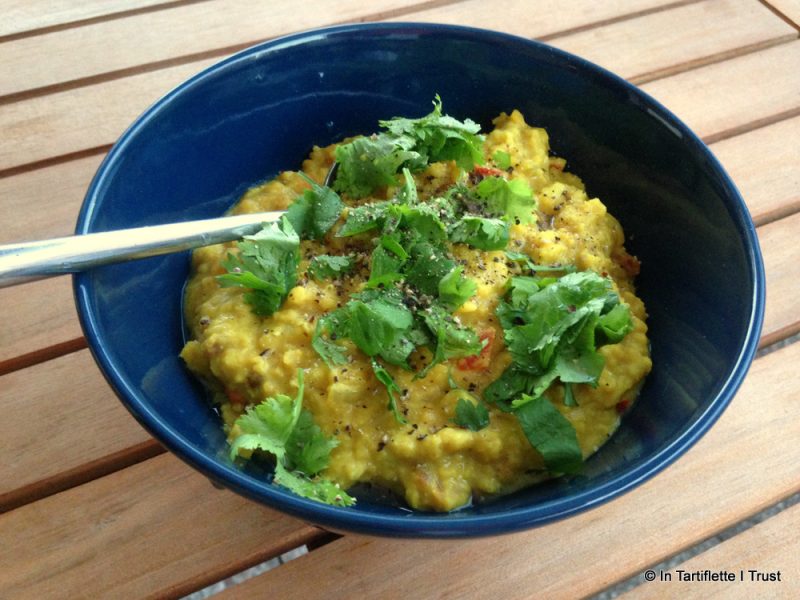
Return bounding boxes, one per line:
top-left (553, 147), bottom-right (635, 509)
top-left (397, 168), bottom-right (418, 204)
top-left (596, 302), bottom-right (634, 344)
top-left (476, 176), bottom-right (537, 224)
top-left (493, 150), bottom-right (512, 170)
top-left (286, 173), bottom-right (344, 240)
top-left (403, 240), bottom-right (455, 297)
top-left (346, 289), bottom-right (415, 365)
top-left (487, 271), bottom-right (633, 414)
top-left (337, 201), bottom-right (390, 237)
top-left (275, 466), bottom-right (355, 506)
top-left (438, 266), bottom-right (477, 311)
top-left (371, 358), bottom-right (407, 424)
top-left (285, 409), bottom-right (338, 474)
top-left (453, 397), bottom-right (490, 431)
top-left (333, 96), bottom-right (484, 198)
top-left (228, 370), bottom-right (355, 506)
top-left (563, 382), bottom-right (577, 407)
top-left (505, 251), bottom-right (577, 275)
top-left (333, 136), bottom-right (417, 198)
top-left (367, 234), bottom-right (407, 288)
top-left (514, 394), bottom-right (583, 474)
top-left (217, 216), bottom-right (299, 316)
top-left (385, 203), bottom-right (448, 242)
top-left (449, 216), bottom-right (510, 250)
top-left (379, 95), bottom-right (484, 172)
top-left (417, 304), bottom-right (483, 377)
top-left (307, 255), bottom-right (354, 281)
top-left (312, 311), bottom-right (350, 367)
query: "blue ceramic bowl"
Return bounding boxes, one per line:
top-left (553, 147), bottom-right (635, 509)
top-left (75, 23), bottom-right (765, 537)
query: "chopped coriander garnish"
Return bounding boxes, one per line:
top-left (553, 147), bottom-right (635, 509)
top-left (514, 394), bottom-right (583, 474)
top-left (475, 176), bottom-right (537, 224)
top-left (229, 370), bottom-right (355, 506)
top-left (307, 255), bottom-right (354, 281)
top-left (453, 397), bottom-right (490, 431)
top-left (505, 251), bottom-right (577, 274)
top-left (448, 215), bottom-right (509, 250)
top-left (217, 216), bottom-right (299, 316)
top-left (286, 173), bottom-right (344, 240)
top-left (486, 271), bottom-right (633, 412)
top-left (333, 96), bottom-right (484, 198)
top-left (438, 265), bottom-right (477, 311)
top-left (492, 150), bottom-right (512, 170)
top-left (371, 358), bottom-right (407, 424)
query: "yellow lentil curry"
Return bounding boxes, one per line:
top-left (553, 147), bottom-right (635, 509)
top-left (181, 105), bottom-right (652, 512)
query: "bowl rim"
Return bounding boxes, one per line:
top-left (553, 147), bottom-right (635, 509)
top-left (74, 21), bottom-right (766, 538)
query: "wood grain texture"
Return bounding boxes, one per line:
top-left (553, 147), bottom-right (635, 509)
top-left (3, 20), bottom-right (799, 175)
top-left (389, 0), bottom-right (681, 38)
top-left (0, 454), bottom-right (324, 599)
top-left (0, 349), bottom-right (157, 511)
top-left (550, 0), bottom-right (798, 84)
top-left (217, 341), bottom-right (800, 599)
top-left (710, 115), bottom-right (800, 226)
top-left (758, 212), bottom-right (800, 347)
top-left (640, 41), bottom-right (800, 142)
top-left (764, 0), bottom-right (800, 27)
top-left (623, 503), bottom-right (800, 598)
top-left (0, 153), bottom-right (104, 243)
top-left (0, 276), bottom-right (83, 371)
top-left (0, 0), bottom-right (177, 38)
top-left (0, 0), bottom-right (435, 97)
top-left (0, 58), bottom-right (216, 174)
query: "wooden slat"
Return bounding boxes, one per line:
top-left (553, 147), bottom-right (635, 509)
top-left (624, 503), bottom-right (800, 599)
top-left (0, 0), bottom-right (436, 98)
top-left (389, 0), bottom-right (682, 38)
top-left (640, 40), bottom-right (800, 143)
top-left (3, 23), bottom-right (798, 175)
top-left (216, 340), bottom-right (800, 599)
top-left (0, 58), bottom-right (215, 175)
top-left (0, 153), bottom-right (104, 243)
top-left (0, 277), bottom-right (83, 372)
top-left (549, 0), bottom-right (797, 84)
top-left (765, 0), bottom-right (800, 27)
top-left (710, 115), bottom-right (800, 226)
top-left (0, 0), bottom-right (177, 38)
top-left (758, 212), bottom-right (800, 347)
top-left (0, 349), bottom-right (158, 511)
top-left (0, 454), bottom-right (324, 599)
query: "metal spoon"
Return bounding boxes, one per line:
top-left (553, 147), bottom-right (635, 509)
top-left (0, 164), bottom-right (338, 288)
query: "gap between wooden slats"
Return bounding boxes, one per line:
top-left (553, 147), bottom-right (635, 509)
top-left (620, 502), bottom-right (800, 599)
top-left (0, 0), bottom-right (201, 41)
top-left (0, 344), bottom-right (800, 598)
top-left (0, 350), bottom-right (161, 512)
top-left (2, 24), bottom-right (799, 178)
top-left (0, 454), bottom-right (328, 600)
top-left (0, 0), bottom-right (465, 101)
top-left (39, 338), bottom-right (790, 600)
top-left (761, 0), bottom-right (800, 30)
top-left (0, 0), bottom-right (680, 101)
top-left (1, 16), bottom-right (798, 509)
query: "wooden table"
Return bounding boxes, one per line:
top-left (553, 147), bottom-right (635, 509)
top-left (1, 1), bottom-right (798, 598)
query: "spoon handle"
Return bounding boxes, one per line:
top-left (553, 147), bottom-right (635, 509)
top-left (0, 211), bottom-right (285, 288)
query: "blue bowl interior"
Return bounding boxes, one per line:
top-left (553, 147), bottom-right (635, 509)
top-left (75, 24), bottom-right (763, 537)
